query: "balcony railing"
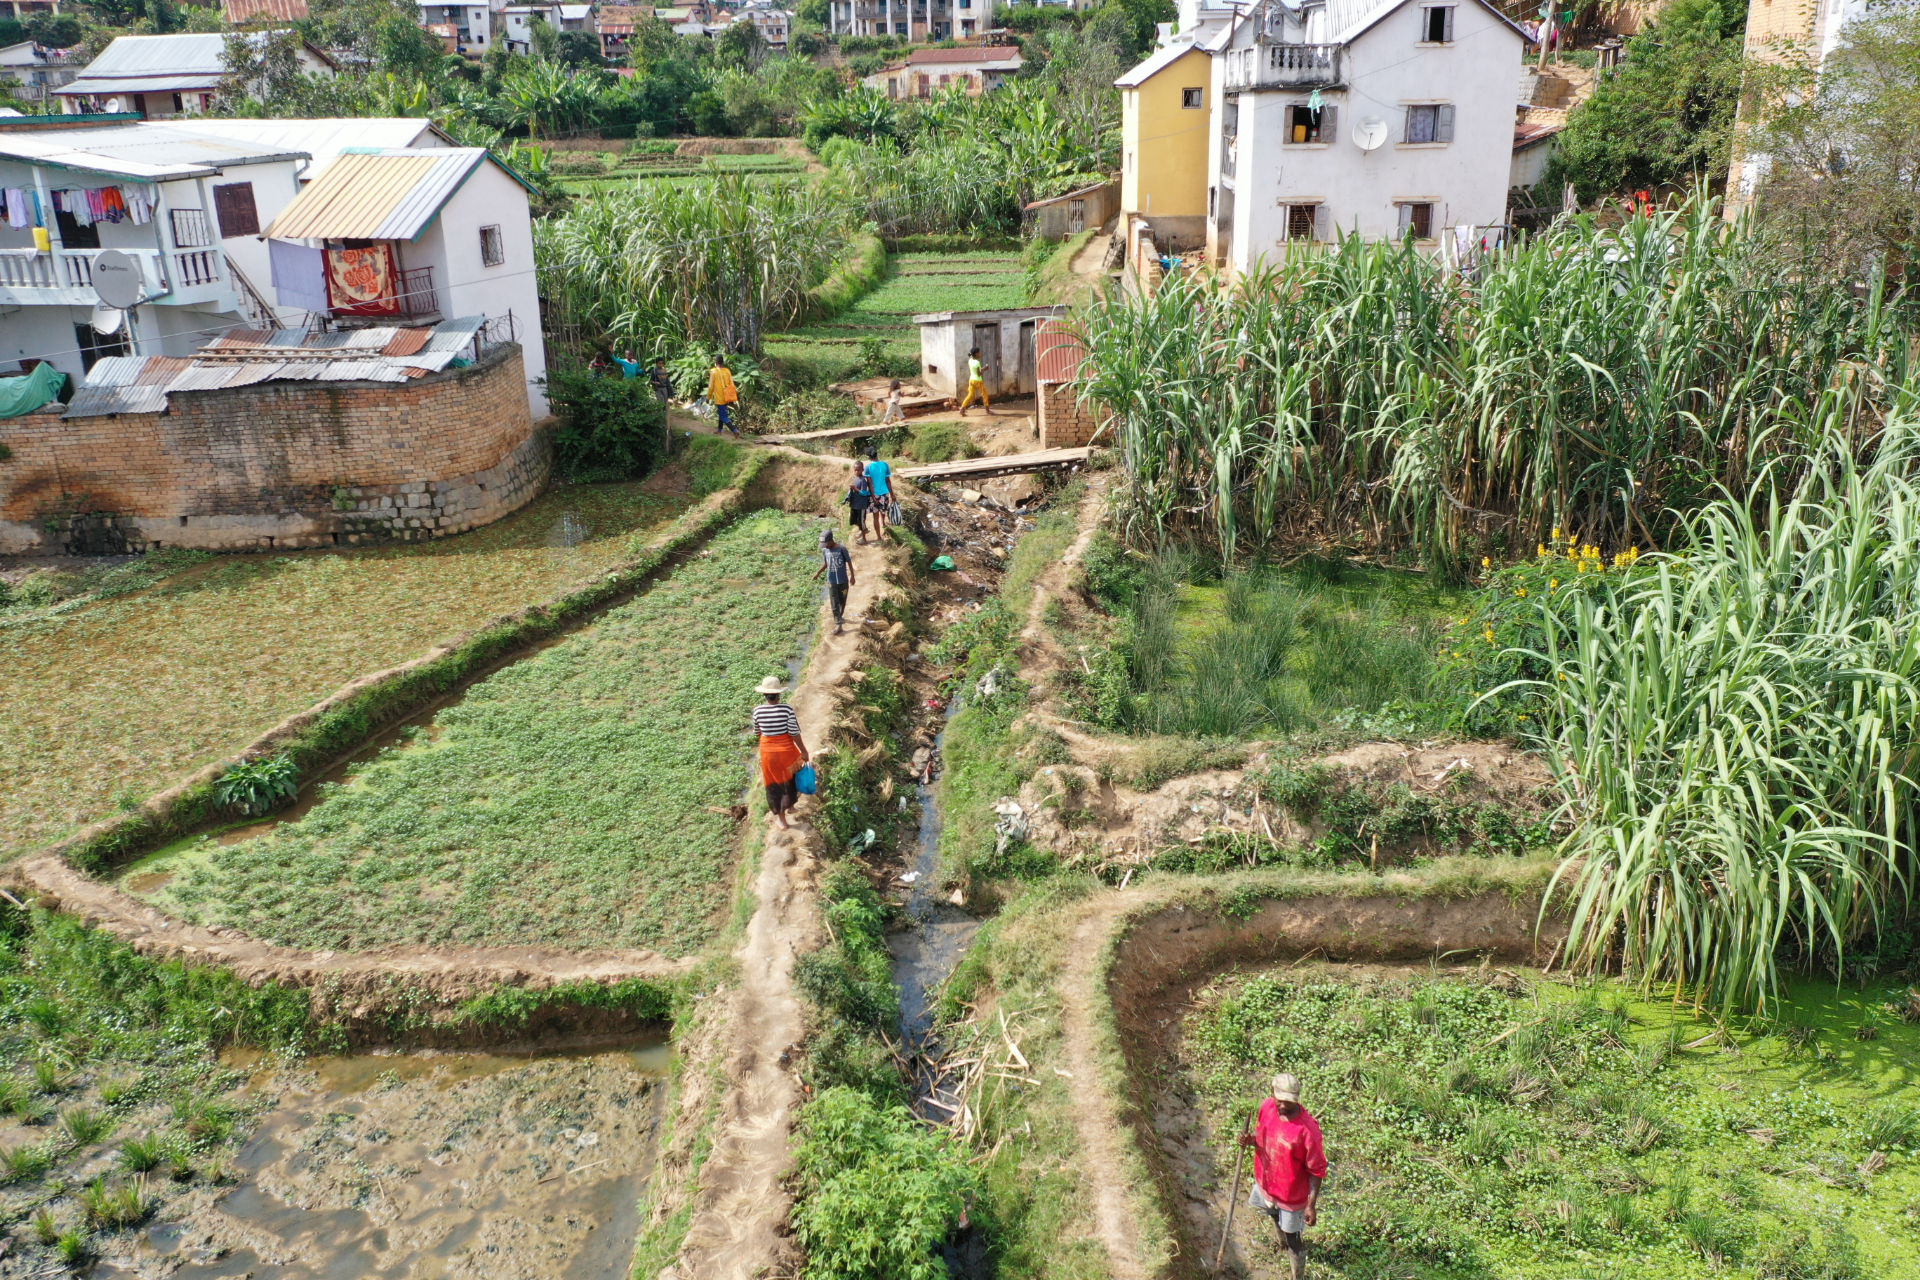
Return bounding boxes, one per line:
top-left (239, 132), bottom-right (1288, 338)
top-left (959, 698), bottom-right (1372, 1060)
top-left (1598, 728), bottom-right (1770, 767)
top-left (1221, 42), bottom-right (1344, 92)
top-left (397, 265), bottom-right (437, 318)
top-left (0, 247), bottom-right (228, 303)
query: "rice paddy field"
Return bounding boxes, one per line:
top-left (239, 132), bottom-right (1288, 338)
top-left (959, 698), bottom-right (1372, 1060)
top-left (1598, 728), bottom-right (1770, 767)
top-left (0, 485), bottom-right (689, 858)
top-left (554, 152), bottom-right (814, 197)
top-left (1179, 964), bottom-right (1920, 1279)
top-left (118, 509), bottom-right (824, 954)
top-left (766, 249), bottom-right (1027, 384)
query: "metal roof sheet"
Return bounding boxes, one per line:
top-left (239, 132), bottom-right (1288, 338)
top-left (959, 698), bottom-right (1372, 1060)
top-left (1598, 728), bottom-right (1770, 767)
top-left (175, 118), bottom-right (444, 178)
top-left (78, 355), bottom-right (145, 387)
top-left (0, 121), bottom-right (306, 180)
top-left (74, 33), bottom-right (231, 78)
top-left (65, 383), bottom-right (168, 417)
top-left (56, 73), bottom-right (225, 95)
top-left (225, 0), bottom-right (311, 21)
top-left (261, 149), bottom-right (494, 241)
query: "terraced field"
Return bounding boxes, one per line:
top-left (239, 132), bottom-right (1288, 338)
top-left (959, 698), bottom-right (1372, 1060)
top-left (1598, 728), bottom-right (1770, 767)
top-left (0, 485), bottom-right (689, 857)
top-left (766, 250), bottom-right (1027, 383)
top-left (554, 152), bottom-right (814, 196)
top-left (125, 509), bottom-right (824, 955)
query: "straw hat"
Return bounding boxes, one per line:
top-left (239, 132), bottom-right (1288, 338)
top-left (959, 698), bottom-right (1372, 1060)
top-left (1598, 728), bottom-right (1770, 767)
top-left (755, 675), bottom-right (788, 696)
top-left (1271, 1073), bottom-right (1302, 1104)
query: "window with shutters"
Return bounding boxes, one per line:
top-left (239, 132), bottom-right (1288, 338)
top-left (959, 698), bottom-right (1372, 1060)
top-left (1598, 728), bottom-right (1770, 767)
top-left (1403, 103), bottom-right (1454, 144)
top-left (1421, 5), bottom-right (1454, 42)
top-left (1396, 202), bottom-right (1435, 239)
top-left (1285, 103), bottom-right (1335, 143)
top-left (1285, 204), bottom-right (1320, 240)
top-left (212, 182), bottom-right (259, 238)
top-left (480, 224), bottom-right (505, 267)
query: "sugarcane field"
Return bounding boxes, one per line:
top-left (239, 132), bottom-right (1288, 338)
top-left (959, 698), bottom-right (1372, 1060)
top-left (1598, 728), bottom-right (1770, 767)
top-left (5, 0), bottom-right (1920, 1277)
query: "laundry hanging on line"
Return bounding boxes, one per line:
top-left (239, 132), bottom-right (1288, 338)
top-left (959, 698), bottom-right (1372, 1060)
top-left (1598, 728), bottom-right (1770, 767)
top-left (1, 188), bottom-right (41, 231)
top-left (46, 183), bottom-right (156, 227)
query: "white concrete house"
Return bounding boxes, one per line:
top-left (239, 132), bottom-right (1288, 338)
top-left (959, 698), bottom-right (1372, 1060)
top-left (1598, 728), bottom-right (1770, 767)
top-left (417, 0), bottom-right (497, 51)
top-left (914, 305), bottom-right (1065, 399)
top-left (0, 117), bottom-right (546, 416)
top-left (260, 147), bottom-right (548, 415)
top-left (54, 32), bottom-right (336, 119)
top-left (1204, 0), bottom-right (1525, 271)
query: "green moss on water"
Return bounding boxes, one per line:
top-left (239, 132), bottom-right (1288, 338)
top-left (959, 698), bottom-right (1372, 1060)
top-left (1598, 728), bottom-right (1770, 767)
top-left (146, 510), bottom-right (826, 955)
top-left (1183, 963), bottom-right (1920, 1279)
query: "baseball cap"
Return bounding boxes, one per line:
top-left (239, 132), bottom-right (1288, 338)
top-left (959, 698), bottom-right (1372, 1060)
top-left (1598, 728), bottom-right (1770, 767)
top-left (1271, 1073), bottom-right (1302, 1104)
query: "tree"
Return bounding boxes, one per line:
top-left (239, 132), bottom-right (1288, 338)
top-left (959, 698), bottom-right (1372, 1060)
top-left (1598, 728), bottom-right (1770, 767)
top-left (1544, 0), bottom-right (1745, 202)
top-left (1754, 9), bottom-right (1920, 283)
top-left (554, 29), bottom-right (604, 67)
top-left (714, 19), bottom-right (767, 72)
top-left (794, 0), bottom-right (830, 28)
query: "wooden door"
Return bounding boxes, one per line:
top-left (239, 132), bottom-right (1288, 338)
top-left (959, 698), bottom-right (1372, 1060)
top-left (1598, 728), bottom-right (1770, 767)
top-left (972, 322), bottom-right (1000, 392)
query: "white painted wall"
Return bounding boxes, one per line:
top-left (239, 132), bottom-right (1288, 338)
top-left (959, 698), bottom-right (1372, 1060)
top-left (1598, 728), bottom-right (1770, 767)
top-left (410, 160), bottom-right (548, 416)
top-left (1206, 0), bottom-right (1523, 271)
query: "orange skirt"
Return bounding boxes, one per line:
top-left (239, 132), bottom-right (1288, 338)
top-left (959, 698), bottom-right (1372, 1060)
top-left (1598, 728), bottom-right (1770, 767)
top-left (759, 733), bottom-right (802, 786)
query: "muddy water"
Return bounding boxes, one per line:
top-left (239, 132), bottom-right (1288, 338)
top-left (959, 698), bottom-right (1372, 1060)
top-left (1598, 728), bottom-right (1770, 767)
top-left (92, 1039), bottom-right (669, 1280)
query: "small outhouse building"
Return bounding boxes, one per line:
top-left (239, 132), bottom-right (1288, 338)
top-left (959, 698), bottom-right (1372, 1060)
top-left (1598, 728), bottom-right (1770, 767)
top-left (913, 305), bottom-right (1067, 400)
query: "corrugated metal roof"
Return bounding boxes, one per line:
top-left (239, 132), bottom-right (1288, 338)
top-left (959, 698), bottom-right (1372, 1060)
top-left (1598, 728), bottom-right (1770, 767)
top-left (65, 383), bottom-right (168, 417)
top-left (0, 121), bottom-right (306, 181)
top-left (61, 316), bottom-right (491, 417)
top-left (56, 73), bottom-right (224, 95)
top-left (73, 33), bottom-right (230, 79)
top-left (172, 118), bottom-right (445, 178)
top-left (261, 149), bottom-right (487, 242)
top-left (224, 0), bottom-right (310, 22)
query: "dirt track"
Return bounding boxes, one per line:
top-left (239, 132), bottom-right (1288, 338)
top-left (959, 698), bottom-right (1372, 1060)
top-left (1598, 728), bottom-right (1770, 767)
top-left (668, 529), bottom-right (903, 1280)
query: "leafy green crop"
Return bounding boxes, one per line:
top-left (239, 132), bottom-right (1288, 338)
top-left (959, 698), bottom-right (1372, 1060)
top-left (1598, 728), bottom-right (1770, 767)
top-left (792, 1086), bottom-right (983, 1280)
top-left (213, 755), bottom-right (297, 818)
top-left (149, 510), bottom-right (824, 953)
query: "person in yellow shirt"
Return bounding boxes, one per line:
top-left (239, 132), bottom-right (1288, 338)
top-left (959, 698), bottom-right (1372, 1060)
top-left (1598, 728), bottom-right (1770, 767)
top-left (709, 355), bottom-right (740, 435)
top-left (957, 347), bottom-right (990, 415)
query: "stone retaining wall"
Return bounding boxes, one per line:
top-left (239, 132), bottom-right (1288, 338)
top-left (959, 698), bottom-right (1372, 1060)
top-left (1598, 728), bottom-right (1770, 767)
top-left (0, 344), bottom-right (547, 554)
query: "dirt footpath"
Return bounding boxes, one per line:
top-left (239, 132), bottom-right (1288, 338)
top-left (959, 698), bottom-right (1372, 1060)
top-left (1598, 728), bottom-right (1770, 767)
top-left (667, 531), bottom-right (900, 1280)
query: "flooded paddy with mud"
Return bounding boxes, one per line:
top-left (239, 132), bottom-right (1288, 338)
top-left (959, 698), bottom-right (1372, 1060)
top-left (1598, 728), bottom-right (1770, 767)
top-left (88, 1039), bottom-right (669, 1280)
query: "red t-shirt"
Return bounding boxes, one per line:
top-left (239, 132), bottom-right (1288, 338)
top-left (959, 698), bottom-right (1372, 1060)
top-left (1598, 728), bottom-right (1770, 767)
top-left (1252, 1099), bottom-right (1328, 1209)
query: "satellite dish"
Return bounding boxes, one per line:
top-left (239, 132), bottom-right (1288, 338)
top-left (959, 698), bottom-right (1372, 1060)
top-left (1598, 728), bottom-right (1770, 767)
top-left (91, 250), bottom-right (144, 310)
top-left (103, 96), bottom-right (123, 113)
top-left (1354, 116), bottom-right (1389, 152)
top-left (89, 304), bottom-right (124, 336)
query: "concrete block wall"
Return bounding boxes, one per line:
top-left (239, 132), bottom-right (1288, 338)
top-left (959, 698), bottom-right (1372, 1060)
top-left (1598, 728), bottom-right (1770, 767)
top-left (1038, 379), bottom-right (1105, 448)
top-left (0, 345), bottom-right (550, 555)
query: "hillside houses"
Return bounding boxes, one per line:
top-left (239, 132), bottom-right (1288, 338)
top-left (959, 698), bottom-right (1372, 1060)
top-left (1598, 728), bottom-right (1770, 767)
top-left (1119, 0), bottom-right (1527, 274)
top-left (0, 114), bottom-right (547, 416)
top-left (53, 32), bottom-right (335, 119)
top-left (863, 45), bottom-right (1023, 98)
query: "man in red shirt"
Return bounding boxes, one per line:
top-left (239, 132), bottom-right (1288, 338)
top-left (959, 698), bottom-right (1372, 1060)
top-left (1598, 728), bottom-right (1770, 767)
top-left (1238, 1072), bottom-right (1327, 1279)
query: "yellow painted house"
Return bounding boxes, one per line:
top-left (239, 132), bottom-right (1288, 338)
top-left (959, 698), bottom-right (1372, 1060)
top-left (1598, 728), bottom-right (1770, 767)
top-left (1117, 42), bottom-right (1213, 253)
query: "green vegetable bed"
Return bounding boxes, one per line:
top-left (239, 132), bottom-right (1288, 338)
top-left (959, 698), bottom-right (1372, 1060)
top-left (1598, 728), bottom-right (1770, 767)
top-left (129, 509), bottom-right (825, 954)
top-left (1182, 964), bottom-right (1920, 1278)
top-left (767, 250), bottom-right (1027, 383)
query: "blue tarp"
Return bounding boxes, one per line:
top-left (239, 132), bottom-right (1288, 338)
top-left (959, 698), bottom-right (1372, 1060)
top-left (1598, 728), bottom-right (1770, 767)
top-left (0, 363), bottom-right (67, 418)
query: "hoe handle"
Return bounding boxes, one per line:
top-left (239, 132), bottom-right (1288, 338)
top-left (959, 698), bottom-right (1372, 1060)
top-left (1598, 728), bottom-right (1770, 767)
top-left (1215, 1114), bottom-right (1251, 1273)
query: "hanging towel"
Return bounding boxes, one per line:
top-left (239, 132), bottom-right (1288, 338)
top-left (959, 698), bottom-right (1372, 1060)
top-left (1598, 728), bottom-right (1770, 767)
top-left (124, 186), bottom-right (153, 225)
top-left (269, 239), bottom-right (329, 314)
top-left (101, 187), bottom-right (127, 222)
top-left (3, 189), bottom-right (26, 230)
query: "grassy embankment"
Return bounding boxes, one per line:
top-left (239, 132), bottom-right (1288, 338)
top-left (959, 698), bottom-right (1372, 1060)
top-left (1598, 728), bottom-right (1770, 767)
top-left (765, 249), bottom-right (1029, 385)
top-left (121, 508), bottom-right (824, 954)
top-left (0, 485), bottom-right (691, 858)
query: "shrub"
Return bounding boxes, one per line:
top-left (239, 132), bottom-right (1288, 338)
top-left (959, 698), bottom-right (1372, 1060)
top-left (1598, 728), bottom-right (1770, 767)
top-left (546, 368), bottom-right (669, 482)
top-left (791, 1086), bottom-right (982, 1280)
top-left (903, 421), bottom-right (980, 464)
top-left (213, 755), bottom-right (297, 818)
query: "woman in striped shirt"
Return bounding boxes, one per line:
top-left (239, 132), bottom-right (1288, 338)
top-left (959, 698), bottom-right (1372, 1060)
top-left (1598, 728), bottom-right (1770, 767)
top-left (752, 675), bottom-right (811, 829)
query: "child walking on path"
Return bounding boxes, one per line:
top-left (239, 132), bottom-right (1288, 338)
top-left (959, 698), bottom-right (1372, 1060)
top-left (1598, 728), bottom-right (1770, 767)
top-left (845, 465), bottom-right (874, 544)
top-left (813, 530), bottom-right (857, 633)
top-left (958, 348), bottom-right (991, 415)
top-left (709, 355), bottom-right (740, 435)
top-left (863, 450), bottom-right (893, 539)
top-left (879, 379), bottom-right (905, 425)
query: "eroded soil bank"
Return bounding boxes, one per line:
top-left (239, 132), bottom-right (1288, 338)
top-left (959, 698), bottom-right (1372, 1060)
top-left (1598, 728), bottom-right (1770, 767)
top-left (85, 1039), bottom-right (669, 1280)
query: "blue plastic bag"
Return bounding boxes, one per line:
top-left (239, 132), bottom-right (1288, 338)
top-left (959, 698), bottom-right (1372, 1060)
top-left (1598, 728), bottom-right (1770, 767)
top-left (795, 764), bottom-right (818, 795)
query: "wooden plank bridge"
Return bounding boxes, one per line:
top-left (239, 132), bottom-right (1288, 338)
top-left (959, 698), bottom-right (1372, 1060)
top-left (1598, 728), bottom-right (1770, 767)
top-left (893, 447), bottom-right (1095, 483)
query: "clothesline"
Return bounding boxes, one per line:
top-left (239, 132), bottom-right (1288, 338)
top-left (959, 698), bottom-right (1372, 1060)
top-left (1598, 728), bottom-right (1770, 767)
top-left (2, 183), bottom-right (158, 232)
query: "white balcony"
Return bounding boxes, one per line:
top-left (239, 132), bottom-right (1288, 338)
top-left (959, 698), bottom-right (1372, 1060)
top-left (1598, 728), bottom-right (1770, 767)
top-left (0, 246), bottom-right (233, 310)
top-left (1222, 42), bottom-right (1345, 93)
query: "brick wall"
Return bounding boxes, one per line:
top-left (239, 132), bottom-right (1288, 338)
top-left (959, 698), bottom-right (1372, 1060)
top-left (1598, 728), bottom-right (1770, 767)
top-left (1038, 379), bottom-right (1106, 449)
top-left (0, 344), bottom-right (549, 555)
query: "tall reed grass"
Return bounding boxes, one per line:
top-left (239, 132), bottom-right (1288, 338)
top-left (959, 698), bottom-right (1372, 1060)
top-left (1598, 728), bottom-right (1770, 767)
top-left (534, 173), bottom-right (852, 360)
top-left (1074, 198), bottom-right (1908, 577)
top-left (1525, 394), bottom-right (1920, 1010)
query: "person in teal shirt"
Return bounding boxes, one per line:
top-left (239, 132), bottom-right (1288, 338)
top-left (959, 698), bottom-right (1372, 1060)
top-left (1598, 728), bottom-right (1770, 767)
top-left (612, 351), bottom-right (642, 379)
top-left (864, 451), bottom-right (893, 537)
